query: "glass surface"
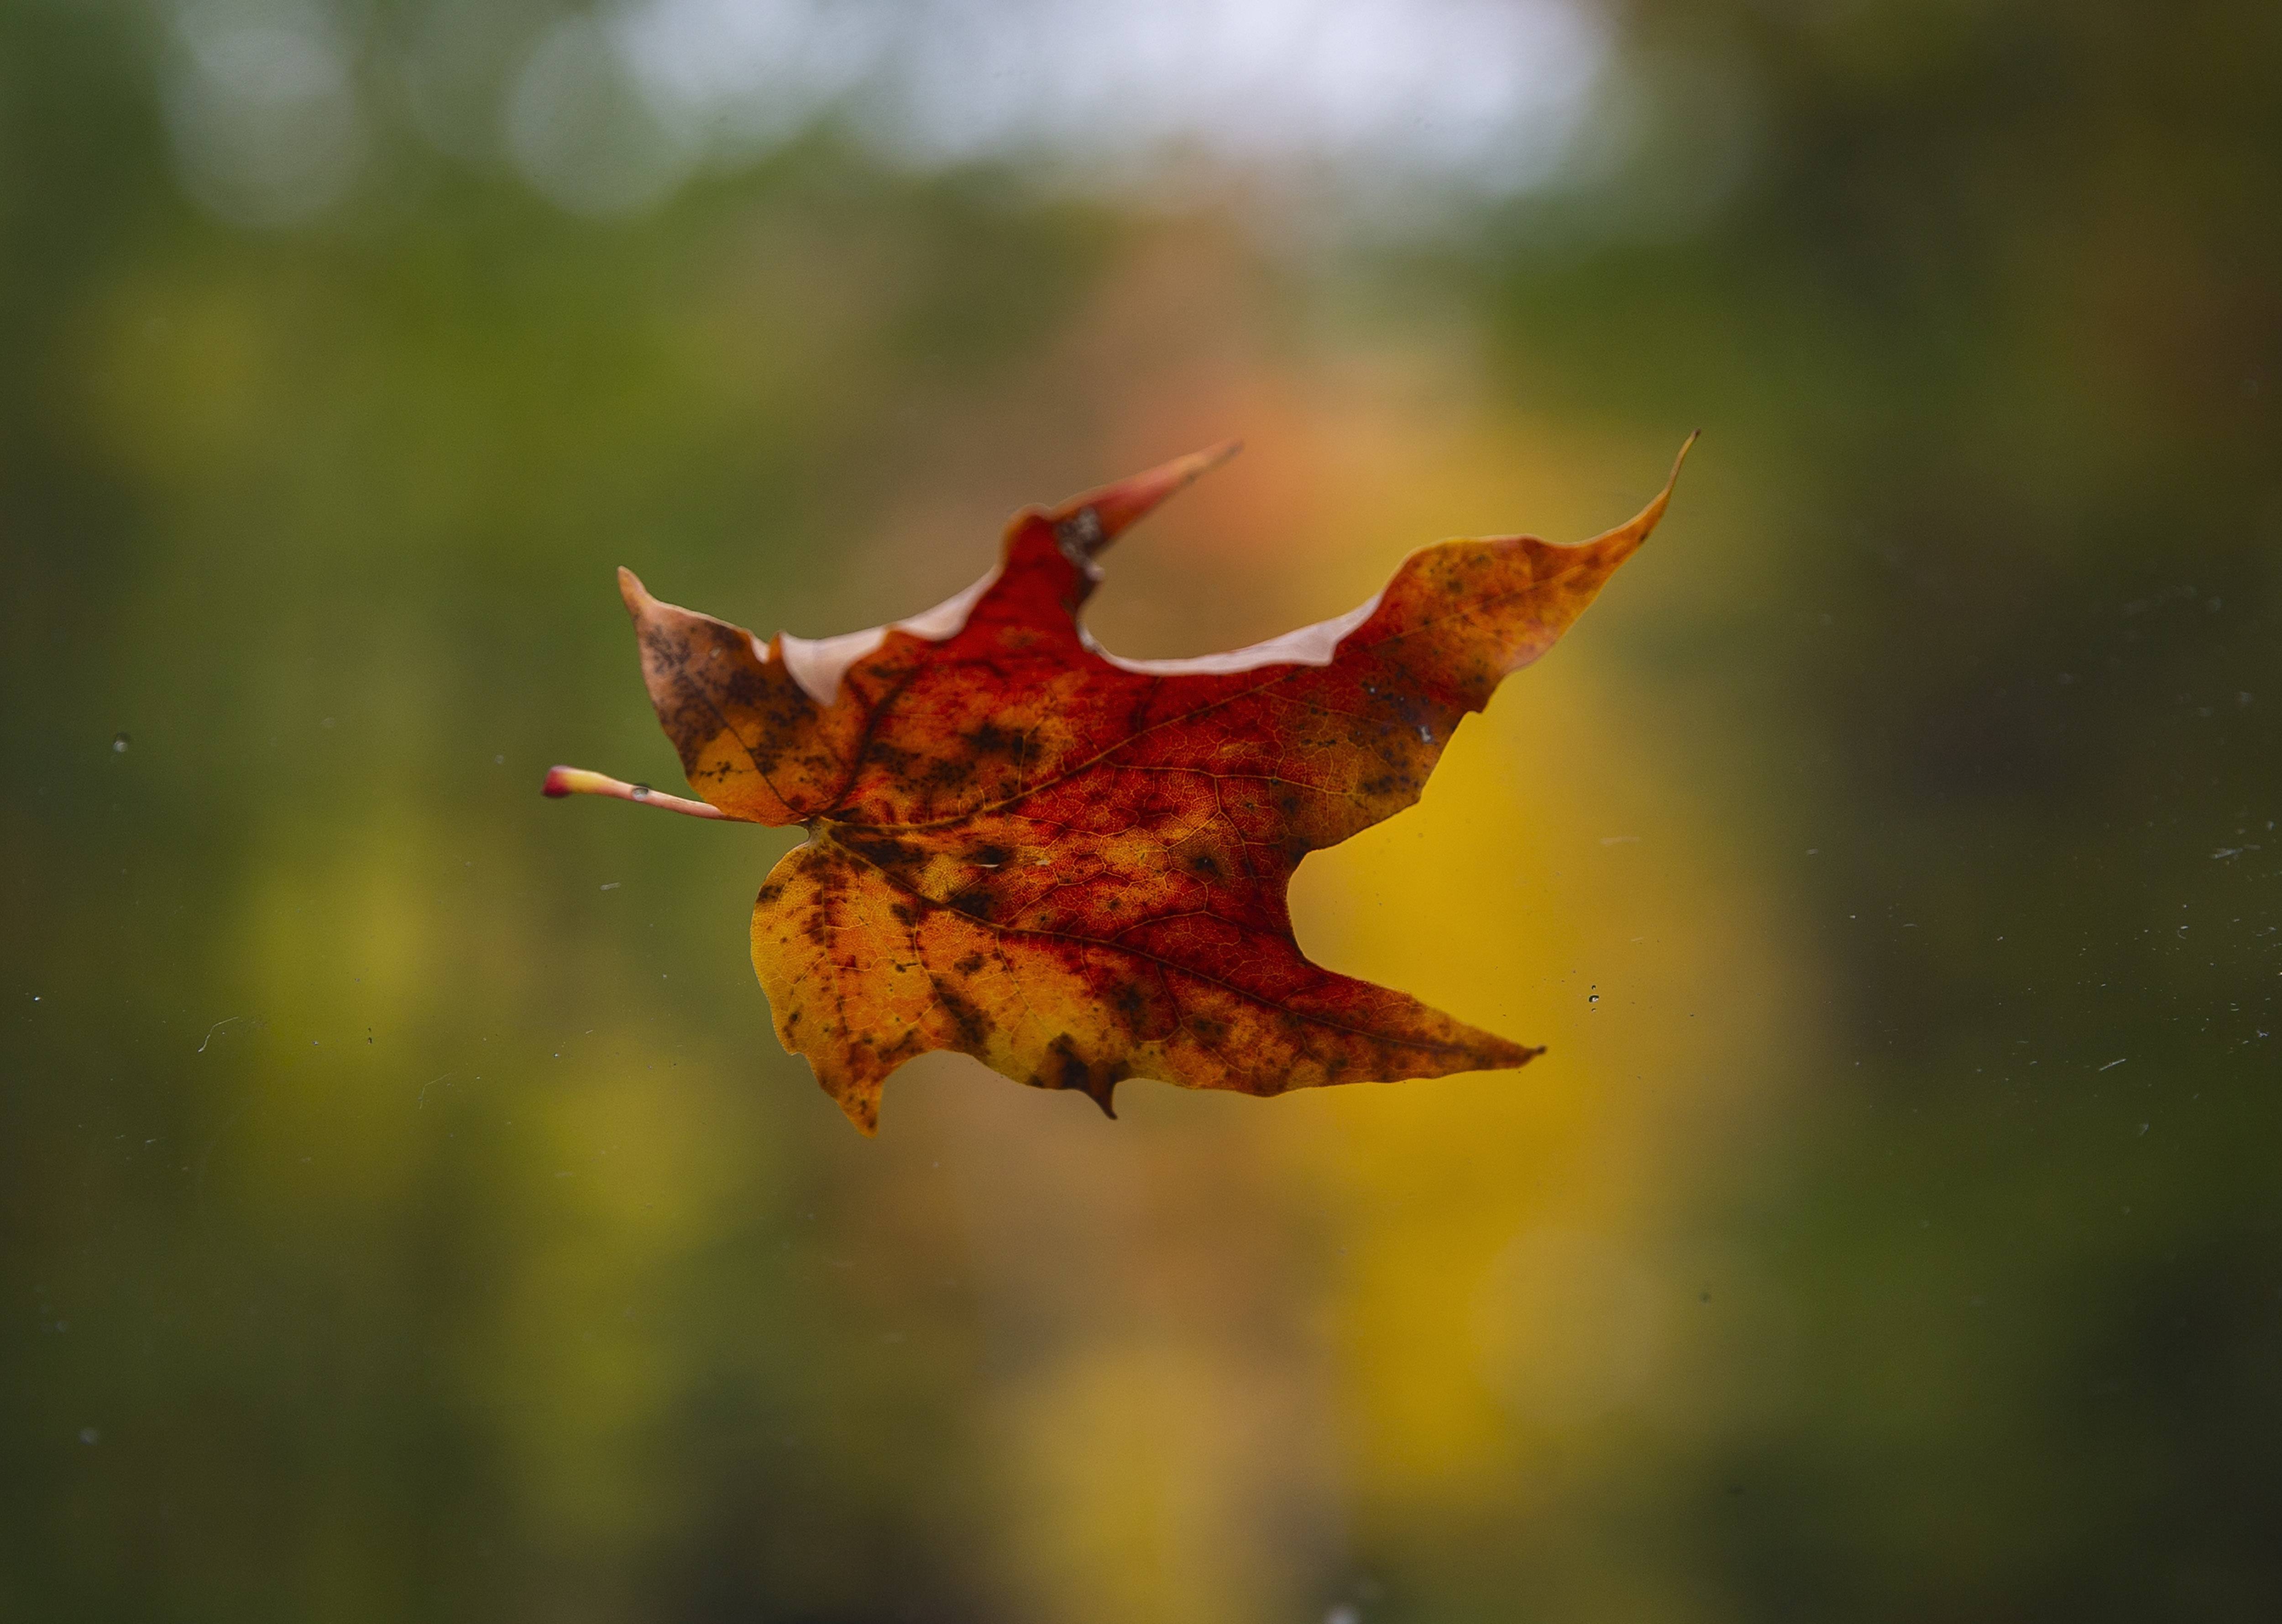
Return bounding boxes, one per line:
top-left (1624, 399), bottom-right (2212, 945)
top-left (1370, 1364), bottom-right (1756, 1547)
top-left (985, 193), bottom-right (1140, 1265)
top-left (5, 2), bottom-right (2277, 1619)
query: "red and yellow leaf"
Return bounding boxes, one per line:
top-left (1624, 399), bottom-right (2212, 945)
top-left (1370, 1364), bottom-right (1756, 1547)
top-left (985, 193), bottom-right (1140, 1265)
top-left (550, 438), bottom-right (1691, 1133)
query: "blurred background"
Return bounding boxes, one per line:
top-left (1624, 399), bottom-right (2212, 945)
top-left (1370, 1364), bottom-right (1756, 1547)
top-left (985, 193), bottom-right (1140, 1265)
top-left (4, 0), bottom-right (2278, 1619)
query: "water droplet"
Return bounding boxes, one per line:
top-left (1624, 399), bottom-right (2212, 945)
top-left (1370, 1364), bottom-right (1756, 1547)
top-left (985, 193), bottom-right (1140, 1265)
top-left (79, 1428), bottom-right (99, 1445)
top-left (631, 783), bottom-right (651, 799)
top-left (111, 732), bottom-right (130, 753)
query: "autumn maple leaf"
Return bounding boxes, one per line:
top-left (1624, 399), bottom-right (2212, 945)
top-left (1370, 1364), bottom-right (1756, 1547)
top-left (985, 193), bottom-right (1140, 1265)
top-left (547, 438), bottom-right (1691, 1134)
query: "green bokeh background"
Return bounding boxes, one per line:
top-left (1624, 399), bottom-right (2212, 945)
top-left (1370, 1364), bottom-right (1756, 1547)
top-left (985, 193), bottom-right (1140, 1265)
top-left (5, 2), bottom-right (2278, 1619)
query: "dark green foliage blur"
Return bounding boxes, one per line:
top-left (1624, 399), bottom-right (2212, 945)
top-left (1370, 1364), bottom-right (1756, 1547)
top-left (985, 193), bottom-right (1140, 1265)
top-left (1463, 3), bottom-right (2282, 1617)
top-left (4, 0), bottom-right (2277, 1620)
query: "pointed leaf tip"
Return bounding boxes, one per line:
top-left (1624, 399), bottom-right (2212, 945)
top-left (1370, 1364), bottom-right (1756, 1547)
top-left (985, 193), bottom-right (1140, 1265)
top-left (1049, 440), bottom-right (1242, 556)
top-left (1579, 432), bottom-right (1699, 559)
top-left (835, 1087), bottom-right (880, 1136)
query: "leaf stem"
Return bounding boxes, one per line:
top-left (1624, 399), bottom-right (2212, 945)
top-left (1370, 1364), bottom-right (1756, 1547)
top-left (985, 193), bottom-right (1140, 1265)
top-left (542, 765), bottom-right (728, 820)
